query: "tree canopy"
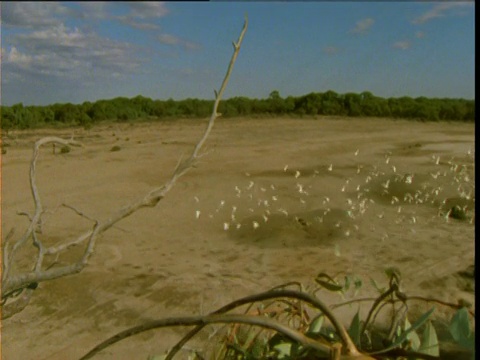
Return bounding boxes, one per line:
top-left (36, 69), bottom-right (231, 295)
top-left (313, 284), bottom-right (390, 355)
top-left (0, 90), bottom-right (474, 130)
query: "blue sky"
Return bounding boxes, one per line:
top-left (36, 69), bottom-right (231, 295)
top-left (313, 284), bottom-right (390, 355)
top-left (1, 2), bottom-right (475, 106)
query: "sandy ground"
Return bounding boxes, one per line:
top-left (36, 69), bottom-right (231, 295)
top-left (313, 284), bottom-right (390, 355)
top-left (1, 117), bottom-right (475, 359)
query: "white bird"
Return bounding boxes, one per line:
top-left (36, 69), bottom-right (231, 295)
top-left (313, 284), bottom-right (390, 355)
top-left (253, 221), bottom-right (259, 229)
top-left (354, 149), bottom-right (359, 156)
top-left (272, 195), bottom-right (278, 201)
top-left (278, 208), bottom-right (288, 216)
top-left (223, 223), bottom-right (230, 231)
top-left (295, 170), bottom-right (301, 178)
top-left (328, 164), bottom-right (333, 171)
top-left (195, 210), bottom-right (201, 219)
top-left (194, 196), bottom-right (200, 203)
top-left (283, 165), bottom-right (289, 172)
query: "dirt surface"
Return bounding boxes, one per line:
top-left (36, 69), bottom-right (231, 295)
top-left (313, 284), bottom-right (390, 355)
top-left (1, 117), bottom-right (475, 359)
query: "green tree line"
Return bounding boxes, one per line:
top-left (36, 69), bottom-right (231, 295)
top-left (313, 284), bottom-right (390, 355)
top-left (0, 91), bottom-right (474, 130)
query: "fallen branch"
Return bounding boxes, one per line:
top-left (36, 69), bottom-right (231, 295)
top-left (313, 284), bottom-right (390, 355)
top-left (1, 16), bottom-right (248, 319)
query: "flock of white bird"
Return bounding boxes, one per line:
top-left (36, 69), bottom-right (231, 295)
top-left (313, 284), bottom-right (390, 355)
top-left (193, 146), bottom-right (475, 239)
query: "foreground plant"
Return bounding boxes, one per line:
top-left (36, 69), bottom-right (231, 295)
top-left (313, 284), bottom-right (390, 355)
top-left (1, 16), bottom-right (248, 320)
top-left (80, 270), bottom-right (474, 360)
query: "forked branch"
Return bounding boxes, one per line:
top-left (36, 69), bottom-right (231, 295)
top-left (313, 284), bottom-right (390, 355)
top-left (1, 16), bottom-right (248, 319)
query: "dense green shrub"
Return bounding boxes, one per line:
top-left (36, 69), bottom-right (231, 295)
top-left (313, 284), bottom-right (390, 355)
top-left (0, 91), bottom-right (474, 130)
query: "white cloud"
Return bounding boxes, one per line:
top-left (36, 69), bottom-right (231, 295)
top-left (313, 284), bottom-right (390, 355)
top-left (393, 41), bottom-right (411, 50)
top-left (1, 2), bottom-right (72, 28)
top-left (17, 24), bottom-right (86, 49)
top-left (158, 33), bottom-right (201, 50)
top-left (4, 24), bottom-right (142, 83)
top-left (350, 18), bottom-right (374, 34)
top-left (125, 2), bottom-right (169, 19)
top-left (78, 2), bottom-right (110, 20)
top-left (78, 2), bottom-right (166, 29)
top-left (412, 2), bottom-right (473, 25)
top-left (158, 34), bottom-right (180, 45)
top-left (4, 47), bottom-right (33, 65)
top-left (117, 16), bottom-right (160, 30)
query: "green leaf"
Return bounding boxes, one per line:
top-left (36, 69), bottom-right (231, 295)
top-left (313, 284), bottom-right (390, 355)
top-left (418, 321), bottom-right (439, 356)
top-left (273, 342), bottom-right (293, 359)
top-left (344, 275), bottom-right (351, 291)
top-left (353, 277), bottom-right (363, 297)
top-left (369, 277), bottom-right (386, 294)
top-left (404, 317), bottom-right (421, 351)
top-left (315, 273), bottom-right (343, 292)
top-left (384, 267), bottom-right (401, 281)
top-left (375, 308), bottom-right (435, 355)
top-left (348, 311), bottom-right (361, 346)
top-left (394, 308), bottom-right (434, 346)
top-left (450, 307), bottom-right (475, 349)
top-left (307, 314), bottom-right (324, 335)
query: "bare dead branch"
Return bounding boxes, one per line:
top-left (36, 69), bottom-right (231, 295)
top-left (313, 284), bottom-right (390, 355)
top-left (79, 313), bottom-right (333, 360)
top-left (2, 137), bottom-right (82, 283)
top-left (1, 16), bottom-right (247, 319)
